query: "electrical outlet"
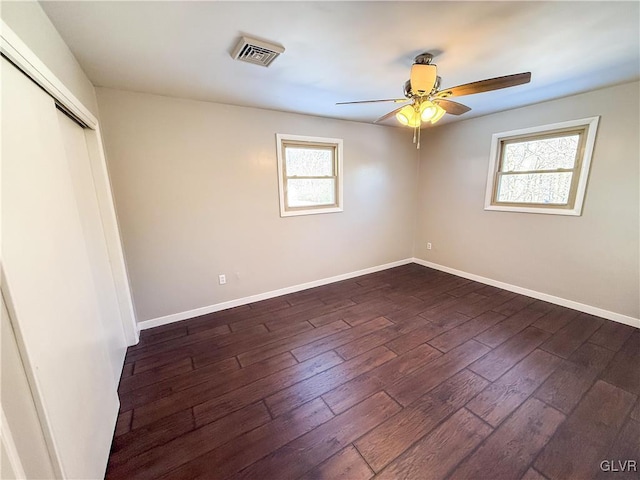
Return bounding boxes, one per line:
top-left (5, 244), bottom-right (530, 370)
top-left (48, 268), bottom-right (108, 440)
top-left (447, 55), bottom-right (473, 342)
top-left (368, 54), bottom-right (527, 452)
top-left (427, 242), bottom-right (432, 250)
top-left (218, 274), bottom-right (226, 285)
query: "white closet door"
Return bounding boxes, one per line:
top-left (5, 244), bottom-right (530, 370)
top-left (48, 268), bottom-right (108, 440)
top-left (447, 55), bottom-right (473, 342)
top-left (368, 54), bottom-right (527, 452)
top-left (57, 109), bottom-right (127, 384)
top-left (1, 297), bottom-right (55, 479)
top-left (1, 57), bottom-right (119, 478)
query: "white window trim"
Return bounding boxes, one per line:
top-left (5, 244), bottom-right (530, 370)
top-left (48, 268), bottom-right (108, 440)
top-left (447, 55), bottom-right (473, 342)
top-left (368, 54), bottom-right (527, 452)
top-left (484, 116), bottom-right (600, 216)
top-left (276, 133), bottom-right (344, 217)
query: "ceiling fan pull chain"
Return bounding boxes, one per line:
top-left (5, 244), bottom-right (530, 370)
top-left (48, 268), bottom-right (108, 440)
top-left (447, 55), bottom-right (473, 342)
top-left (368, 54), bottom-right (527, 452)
top-left (417, 123), bottom-right (421, 149)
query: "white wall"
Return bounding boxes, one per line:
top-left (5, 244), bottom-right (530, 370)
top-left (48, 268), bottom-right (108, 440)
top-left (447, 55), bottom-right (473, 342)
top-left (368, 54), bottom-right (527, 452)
top-left (96, 88), bottom-right (419, 323)
top-left (415, 82), bottom-right (640, 320)
top-left (0, 0), bottom-right (99, 117)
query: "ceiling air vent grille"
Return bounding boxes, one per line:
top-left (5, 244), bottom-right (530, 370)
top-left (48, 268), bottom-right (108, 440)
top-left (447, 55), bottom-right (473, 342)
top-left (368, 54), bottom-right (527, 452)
top-left (231, 36), bottom-right (284, 67)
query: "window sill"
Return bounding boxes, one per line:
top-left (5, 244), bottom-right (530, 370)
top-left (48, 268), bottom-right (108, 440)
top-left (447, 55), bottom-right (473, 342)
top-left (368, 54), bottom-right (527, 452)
top-left (280, 206), bottom-right (343, 217)
top-left (280, 207), bottom-right (343, 217)
top-left (484, 204), bottom-right (582, 216)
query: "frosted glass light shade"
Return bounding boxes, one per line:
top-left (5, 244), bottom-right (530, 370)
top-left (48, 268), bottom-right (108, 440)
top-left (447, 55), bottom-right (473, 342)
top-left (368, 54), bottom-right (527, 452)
top-left (395, 106), bottom-right (411, 125)
top-left (420, 100), bottom-right (437, 121)
top-left (410, 64), bottom-right (437, 94)
top-left (430, 104), bottom-right (446, 124)
top-left (396, 105), bottom-right (421, 127)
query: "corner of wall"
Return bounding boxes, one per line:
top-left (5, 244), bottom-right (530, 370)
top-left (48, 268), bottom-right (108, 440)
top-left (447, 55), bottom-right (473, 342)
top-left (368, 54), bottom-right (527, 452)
top-left (0, 0), bottom-right (100, 117)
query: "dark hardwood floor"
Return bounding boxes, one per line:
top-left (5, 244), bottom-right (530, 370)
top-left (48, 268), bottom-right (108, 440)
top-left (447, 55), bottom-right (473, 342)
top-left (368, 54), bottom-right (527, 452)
top-left (106, 264), bottom-right (639, 480)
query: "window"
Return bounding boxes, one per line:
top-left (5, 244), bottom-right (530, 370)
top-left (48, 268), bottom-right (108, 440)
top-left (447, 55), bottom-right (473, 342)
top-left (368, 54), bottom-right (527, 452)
top-left (484, 117), bottom-right (599, 216)
top-left (276, 134), bottom-right (343, 217)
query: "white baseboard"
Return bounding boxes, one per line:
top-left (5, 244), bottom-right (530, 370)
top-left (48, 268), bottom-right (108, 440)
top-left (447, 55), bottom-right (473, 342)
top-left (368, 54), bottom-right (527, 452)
top-left (138, 258), bottom-right (414, 330)
top-left (139, 256), bottom-right (639, 331)
top-left (412, 257), bottom-right (639, 329)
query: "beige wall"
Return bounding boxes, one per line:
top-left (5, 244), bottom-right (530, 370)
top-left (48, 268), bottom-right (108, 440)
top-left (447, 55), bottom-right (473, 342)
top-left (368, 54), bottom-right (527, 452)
top-left (96, 88), bottom-right (419, 322)
top-left (415, 82), bottom-right (640, 319)
top-left (0, 0), bottom-right (99, 116)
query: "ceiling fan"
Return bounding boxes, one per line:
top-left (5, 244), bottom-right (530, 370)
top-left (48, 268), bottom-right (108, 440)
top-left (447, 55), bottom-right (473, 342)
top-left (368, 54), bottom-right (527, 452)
top-left (337, 53), bottom-right (531, 148)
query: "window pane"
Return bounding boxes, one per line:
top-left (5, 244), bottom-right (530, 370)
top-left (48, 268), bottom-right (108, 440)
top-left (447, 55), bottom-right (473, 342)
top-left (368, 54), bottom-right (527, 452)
top-left (497, 172), bottom-right (573, 204)
top-left (287, 178), bottom-right (335, 207)
top-left (502, 134), bottom-right (580, 172)
top-left (285, 147), bottom-right (334, 177)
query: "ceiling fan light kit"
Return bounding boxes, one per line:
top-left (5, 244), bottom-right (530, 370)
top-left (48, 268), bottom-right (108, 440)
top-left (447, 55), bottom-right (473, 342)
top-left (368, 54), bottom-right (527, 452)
top-left (394, 99), bottom-right (447, 148)
top-left (428, 103), bottom-right (446, 123)
top-left (395, 101), bottom-right (444, 127)
top-left (396, 105), bottom-right (419, 127)
top-left (337, 52), bottom-right (531, 149)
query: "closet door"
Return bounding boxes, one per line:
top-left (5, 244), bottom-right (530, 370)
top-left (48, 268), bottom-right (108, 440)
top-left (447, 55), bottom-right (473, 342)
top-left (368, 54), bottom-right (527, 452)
top-left (1, 57), bottom-right (119, 478)
top-left (1, 297), bottom-right (55, 479)
top-left (57, 108), bottom-right (127, 384)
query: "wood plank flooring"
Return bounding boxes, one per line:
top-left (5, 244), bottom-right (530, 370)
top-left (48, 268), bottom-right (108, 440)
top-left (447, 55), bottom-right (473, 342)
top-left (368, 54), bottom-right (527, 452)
top-left (106, 264), bottom-right (639, 480)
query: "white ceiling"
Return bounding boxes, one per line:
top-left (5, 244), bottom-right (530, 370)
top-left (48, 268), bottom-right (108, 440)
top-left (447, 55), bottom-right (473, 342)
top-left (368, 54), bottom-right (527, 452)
top-left (41, 1), bottom-right (639, 126)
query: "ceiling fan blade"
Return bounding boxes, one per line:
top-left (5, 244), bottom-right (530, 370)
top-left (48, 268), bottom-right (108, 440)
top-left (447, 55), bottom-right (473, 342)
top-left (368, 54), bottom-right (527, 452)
top-left (436, 72), bottom-right (531, 98)
top-left (336, 98), bottom-right (408, 105)
top-left (433, 98), bottom-right (471, 115)
top-left (374, 105), bottom-right (406, 124)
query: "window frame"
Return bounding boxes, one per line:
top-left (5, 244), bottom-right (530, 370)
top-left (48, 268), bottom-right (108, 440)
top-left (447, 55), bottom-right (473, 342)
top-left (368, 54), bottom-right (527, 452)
top-left (276, 133), bottom-right (344, 217)
top-left (484, 116), bottom-right (599, 216)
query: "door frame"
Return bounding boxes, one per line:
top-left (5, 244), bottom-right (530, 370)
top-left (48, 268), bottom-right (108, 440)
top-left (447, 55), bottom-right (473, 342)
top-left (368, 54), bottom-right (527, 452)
top-left (1, 20), bottom-right (139, 346)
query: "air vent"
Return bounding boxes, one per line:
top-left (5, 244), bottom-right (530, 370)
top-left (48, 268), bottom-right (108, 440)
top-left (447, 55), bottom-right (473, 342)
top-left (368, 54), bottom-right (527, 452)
top-left (231, 36), bottom-right (284, 67)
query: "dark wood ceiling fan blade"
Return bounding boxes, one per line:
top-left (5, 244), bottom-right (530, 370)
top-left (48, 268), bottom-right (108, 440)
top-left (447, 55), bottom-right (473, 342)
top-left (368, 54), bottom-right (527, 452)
top-left (336, 98), bottom-right (408, 105)
top-left (436, 72), bottom-right (531, 98)
top-left (433, 98), bottom-right (471, 115)
top-left (375, 105), bottom-right (406, 123)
